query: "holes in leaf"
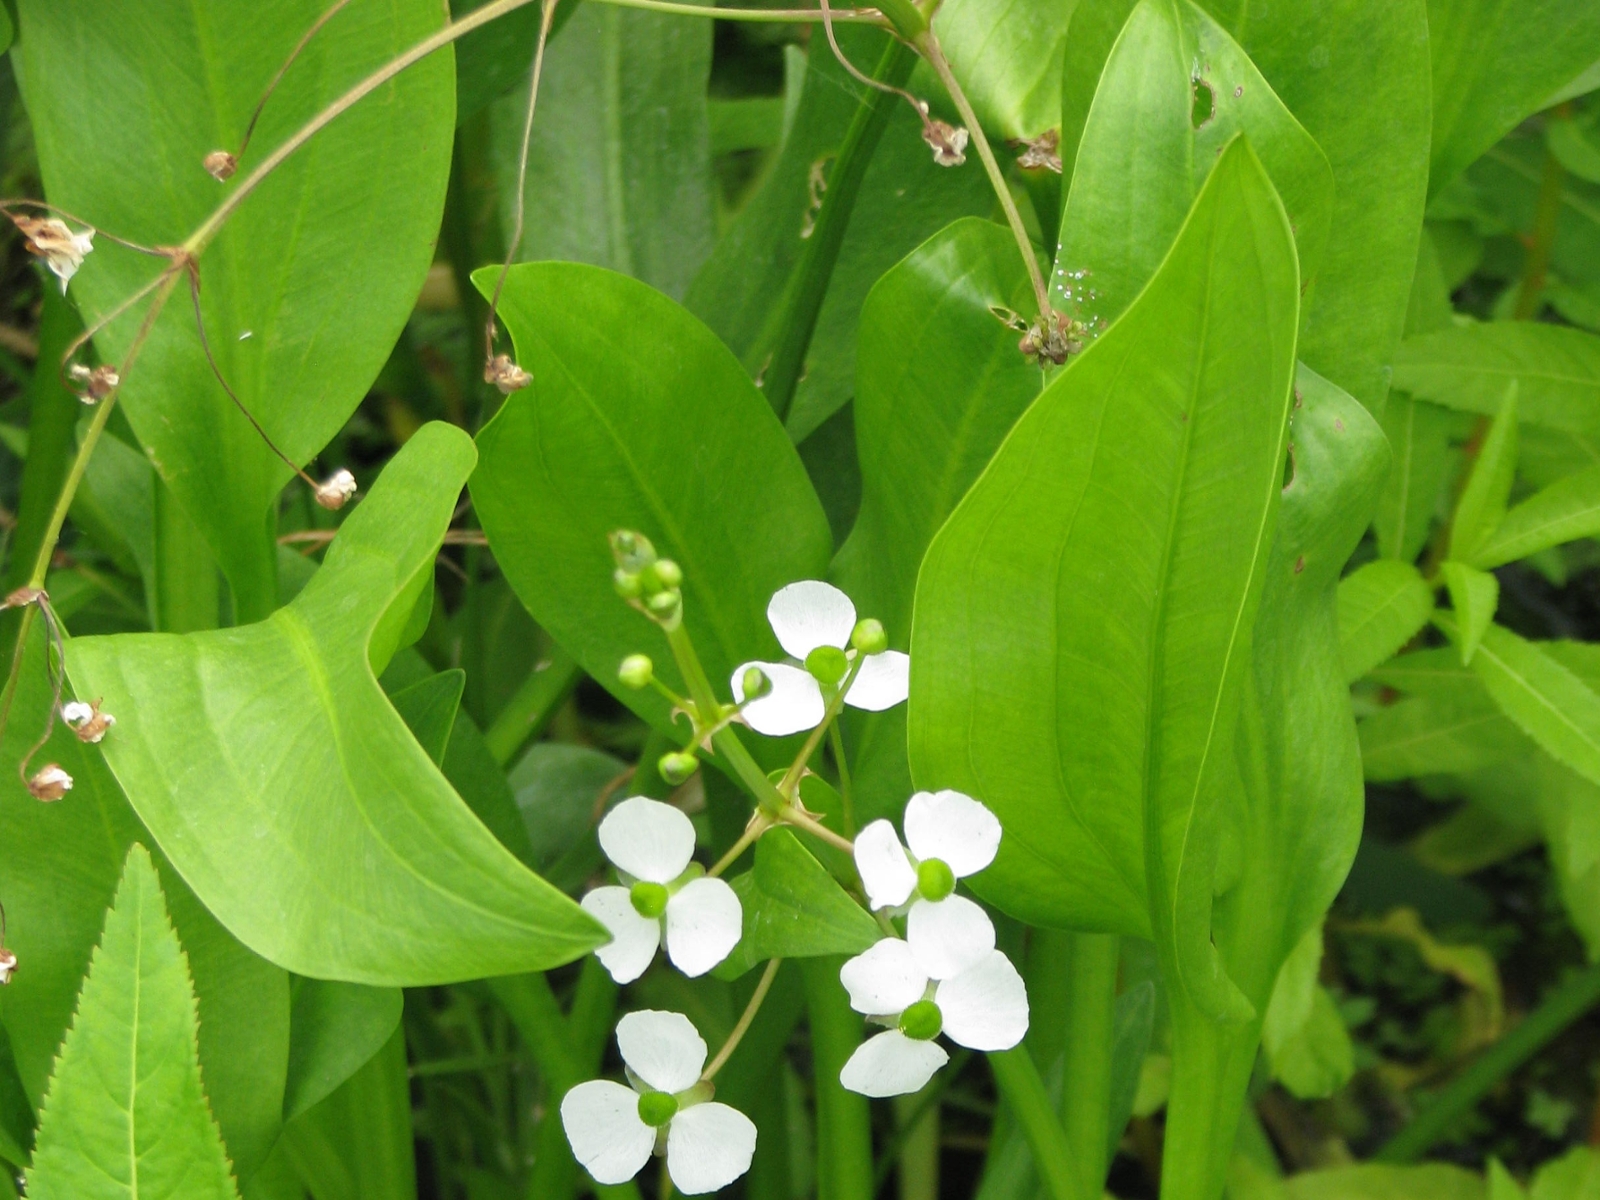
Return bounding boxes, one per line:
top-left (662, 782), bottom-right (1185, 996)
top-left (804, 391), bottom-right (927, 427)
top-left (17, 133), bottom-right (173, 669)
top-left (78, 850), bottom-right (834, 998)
top-left (1191, 79), bottom-right (1216, 129)
top-left (1282, 443), bottom-right (1296, 490)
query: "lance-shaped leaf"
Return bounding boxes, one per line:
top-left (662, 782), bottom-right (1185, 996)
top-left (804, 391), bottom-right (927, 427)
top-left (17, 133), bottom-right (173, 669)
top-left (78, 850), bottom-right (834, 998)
top-left (15, 0), bottom-right (454, 617)
top-left (470, 263), bottom-right (832, 746)
top-left (1374, 396), bottom-right (1455, 563)
top-left (1337, 560), bottom-right (1434, 684)
top-left (911, 141), bottom-right (1298, 1021)
top-left (1440, 562), bottom-right (1499, 664)
top-left (27, 846), bottom-right (240, 1200)
top-left (1448, 383), bottom-right (1518, 563)
top-left (1473, 463), bottom-right (1600, 568)
top-left (67, 424), bottom-right (604, 985)
top-left (1052, 0), bottom-right (1332, 333)
top-left (1394, 323), bottom-right (1600, 436)
top-left (831, 218), bottom-right (1042, 824)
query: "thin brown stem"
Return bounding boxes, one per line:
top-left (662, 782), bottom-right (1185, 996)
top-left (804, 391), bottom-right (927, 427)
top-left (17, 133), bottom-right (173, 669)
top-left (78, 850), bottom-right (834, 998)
top-left (817, 0), bottom-right (922, 116)
top-left (597, 0), bottom-right (886, 19)
top-left (484, 0), bottom-right (560, 365)
top-left (236, 0), bottom-right (357, 162)
top-left (0, 198), bottom-right (169, 258)
top-left (57, 268), bottom-right (174, 392)
top-left (702, 957), bottom-right (783, 1081)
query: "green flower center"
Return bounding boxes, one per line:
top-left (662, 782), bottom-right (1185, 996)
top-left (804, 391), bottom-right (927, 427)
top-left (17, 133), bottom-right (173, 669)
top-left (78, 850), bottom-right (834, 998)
top-left (917, 858), bottom-right (956, 902)
top-left (630, 881), bottom-right (669, 919)
top-left (805, 645), bottom-right (850, 687)
top-left (899, 999), bottom-right (943, 1041)
top-left (637, 1090), bottom-right (678, 1128)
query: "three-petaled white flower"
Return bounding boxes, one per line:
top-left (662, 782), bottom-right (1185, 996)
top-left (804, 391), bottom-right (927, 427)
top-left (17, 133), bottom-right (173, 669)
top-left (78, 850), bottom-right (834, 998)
top-left (562, 1010), bottom-right (757, 1194)
top-left (16, 217), bottom-right (94, 294)
top-left (854, 789), bottom-right (1002, 979)
top-left (731, 580), bottom-right (910, 737)
top-left (838, 934), bottom-right (1028, 1098)
top-left (581, 797), bottom-right (742, 984)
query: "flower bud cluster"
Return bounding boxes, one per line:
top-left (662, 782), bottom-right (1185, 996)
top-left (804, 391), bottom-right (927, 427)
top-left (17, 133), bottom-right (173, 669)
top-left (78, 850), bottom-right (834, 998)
top-left (610, 530), bottom-right (684, 629)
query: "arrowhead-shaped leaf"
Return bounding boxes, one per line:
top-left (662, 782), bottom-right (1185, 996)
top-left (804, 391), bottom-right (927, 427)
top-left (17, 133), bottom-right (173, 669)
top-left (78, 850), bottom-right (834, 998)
top-left (28, 846), bottom-right (240, 1200)
top-left (68, 423), bottom-right (604, 985)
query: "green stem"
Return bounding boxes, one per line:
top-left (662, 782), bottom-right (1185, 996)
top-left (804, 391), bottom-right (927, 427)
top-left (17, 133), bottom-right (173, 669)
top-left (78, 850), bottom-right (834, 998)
top-left (1060, 933), bottom-right (1119, 1200)
top-left (712, 724), bottom-right (788, 812)
top-left (1375, 960), bottom-right (1600, 1163)
top-left (802, 958), bottom-right (875, 1200)
top-left (828, 721), bottom-right (855, 837)
top-left (709, 811), bottom-right (773, 877)
top-left (986, 1046), bottom-right (1077, 1200)
top-left (778, 655), bottom-right (862, 795)
top-left (761, 36), bottom-right (916, 424)
top-left (153, 479), bottom-right (220, 632)
top-left (484, 646), bottom-right (581, 765)
top-left (703, 956), bottom-right (783, 1080)
top-left (873, 1050), bottom-right (970, 1189)
top-left (893, 1084), bottom-right (940, 1200)
top-left (1513, 120), bottom-right (1568, 320)
top-left (1159, 995), bottom-right (1259, 1200)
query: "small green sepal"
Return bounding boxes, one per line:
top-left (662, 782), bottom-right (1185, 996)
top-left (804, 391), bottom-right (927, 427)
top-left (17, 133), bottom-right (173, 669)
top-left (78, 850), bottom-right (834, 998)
top-left (916, 858), bottom-right (956, 901)
top-left (899, 999), bottom-right (943, 1041)
top-left (637, 1090), bottom-right (679, 1127)
top-left (630, 880), bottom-right (670, 918)
top-left (805, 644), bottom-right (850, 687)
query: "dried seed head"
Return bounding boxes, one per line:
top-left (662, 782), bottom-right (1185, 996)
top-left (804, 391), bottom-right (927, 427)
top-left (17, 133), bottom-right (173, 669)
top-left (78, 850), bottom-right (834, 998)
top-left (922, 121), bottom-right (969, 167)
top-left (1018, 310), bottom-right (1087, 366)
top-left (485, 354), bottom-right (532, 395)
top-left (62, 699), bottom-right (115, 744)
top-left (67, 362), bottom-right (120, 403)
top-left (1013, 129), bottom-right (1062, 174)
top-left (203, 150), bottom-right (238, 181)
top-left (313, 468), bottom-right (358, 511)
top-left (27, 764), bottom-right (73, 802)
top-left (0, 949), bottom-right (17, 985)
top-left (14, 216), bottom-right (94, 293)
top-left (2, 587), bottom-right (44, 610)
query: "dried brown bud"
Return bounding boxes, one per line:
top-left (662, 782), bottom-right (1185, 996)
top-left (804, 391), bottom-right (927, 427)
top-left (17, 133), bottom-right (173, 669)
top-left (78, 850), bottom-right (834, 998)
top-left (922, 120), bottom-right (969, 167)
top-left (484, 354), bottom-right (532, 395)
top-left (1018, 310), bottom-right (1087, 366)
top-left (62, 699), bottom-right (115, 744)
top-left (203, 150), bottom-right (238, 181)
top-left (27, 764), bottom-right (73, 802)
top-left (1, 587), bottom-right (44, 610)
top-left (1013, 130), bottom-right (1062, 174)
top-left (67, 362), bottom-right (120, 402)
top-left (313, 468), bottom-right (358, 511)
top-left (13, 216), bottom-right (94, 293)
top-left (0, 949), bottom-right (17, 985)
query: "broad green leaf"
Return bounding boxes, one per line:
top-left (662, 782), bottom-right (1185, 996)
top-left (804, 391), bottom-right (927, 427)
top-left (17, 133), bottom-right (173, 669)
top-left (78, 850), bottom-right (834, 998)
top-left (715, 830), bottom-right (881, 979)
top-left (922, 0), bottom-right (1074, 139)
top-left (912, 141), bottom-right (1298, 1022)
top-left (1407, 228), bottom-right (1459, 337)
top-left (510, 743), bottom-right (627, 894)
top-left (1425, 0), bottom-right (1600, 197)
top-left (1531, 1147), bottom-right (1600, 1200)
top-left (0, 626), bottom-right (289, 1179)
top-left (1448, 383), bottom-right (1518, 562)
top-left (388, 670), bottom-right (465, 766)
top-left (470, 263), bottom-right (832, 748)
top-left (1337, 560), bottom-right (1434, 683)
top-left (28, 846), bottom-right (240, 1200)
top-left (1374, 396), bottom-right (1456, 563)
top-left (1490, 1161), bottom-right (1528, 1200)
top-left (440, 708), bottom-right (539, 868)
top-left (1474, 463), bottom-right (1600, 567)
top-left (1281, 1164), bottom-right (1484, 1200)
top-left (683, 27), bottom-right (990, 443)
top-left (831, 218), bottom-right (1042, 823)
top-left (16, 0), bottom-right (454, 617)
top-left (1550, 117), bottom-right (1600, 187)
top-left (1440, 562), bottom-right (1499, 664)
top-left (1394, 323), bottom-right (1600, 436)
top-left (279, 1028), bottom-right (414, 1200)
top-left (69, 424), bottom-right (604, 984)
top-left (1360, 690), bottom-right (1532, 781)
top-left (1058, 0), bottom-right (1140, 185)
top-left (491, 0), bottom-right (714, 300)
top-left (1201, 0), bottom-right (1431, 414)
top-left (1261, 925), bottom-right (1353, 1100)
top-left (1447, 617), bottom-right (1600, 788)
top-left (1053, 0), bottom-right (1332, 333)
top-left (282, 980), bottom-right (402, 1123)
top-left (451, 0), bottom-right (565, 125)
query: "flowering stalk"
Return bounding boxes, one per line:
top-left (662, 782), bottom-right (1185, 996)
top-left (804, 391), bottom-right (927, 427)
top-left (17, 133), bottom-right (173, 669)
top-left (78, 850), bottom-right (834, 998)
top-left (701, 956), bottom-right (783, 1081)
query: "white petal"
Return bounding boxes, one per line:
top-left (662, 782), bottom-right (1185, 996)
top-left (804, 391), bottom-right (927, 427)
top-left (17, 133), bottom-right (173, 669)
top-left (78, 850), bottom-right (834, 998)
top-left (907, 895), bottom-right (995, 980)
top-left (767, 580), bottom-right (856, 659)
top-left (844, 650), bottom-right (910, 712)
top-left (839, 938), bottom-right (928, 1016)
top-left (61, 701), bottom-right (93, 726)
top-left (581, 887), bottom-right (661, 984)
top-left (616, 1010), bottom-right (707, 1093)
top-left (664, 877), bottom-right (743, 977)
top-left (936, 950), bottom-right (1030, 1051)
top-left (903, 789), bottom-right (1002, 878)
top-left (666, 1102), bottom-right (758, 1194)
top-left (839, 1030), bottom-right (948, 1098)
top-left (854, 819), bottom-right (916, 910)
top-left (560, 1080), bottom-right (655, 1185)
top-left (733, 660), bottom-right (825, 736)
top-left (598, 796), bottom-right (697, 883)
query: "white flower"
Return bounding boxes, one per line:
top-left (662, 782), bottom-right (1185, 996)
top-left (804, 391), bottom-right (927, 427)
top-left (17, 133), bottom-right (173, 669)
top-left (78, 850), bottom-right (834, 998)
top-left (313, 468), bottom-right (358, 511)
top-left (16, 217), bottom-right (94, 293)
top-left (562, 1010), bottom-right (757, 1194)
top-left (0, 949), bottom-right (16, 985)
top-left (61, 701), bottom-right (94, 726)
top-left (838, 936), bottom-right (1028, 1098)
top-left (61, 699), bottom-right (115, 743)
top-left (731, 580), bottom-right (910, 736)
top-left (855, 789), bottom-right (1002, 978)
top-left (581, 797), bottom-right (742, 984)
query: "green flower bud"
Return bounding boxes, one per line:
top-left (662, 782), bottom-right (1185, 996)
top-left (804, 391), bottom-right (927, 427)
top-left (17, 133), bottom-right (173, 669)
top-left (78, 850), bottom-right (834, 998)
top-left (647, 590), bottom-right (682, 622)
top-left (637, 1090), bottom-right (679, 1128)
top-left (805, 644), bottom-right (850, 687)
top-left (917, 858), bottom-right (956, 902)
top-left (613, 568), bottom-right (642, 599)
top-left (609, 529), bottom-right (657, 572)
top-left (630, 880), bottom-right (670, 919)
top-left (659, 751), bottom-right (699, 786)
top-left (619, 654), bottom-right (654, 689)
top-left (653, 558), bottom-right (683, 589)
top-left (851, 618), bottom-right (888, 655)
top-left (740, 666), bottom-right (772, 700)
top-left (899, 999), bottom-right (943, 1041)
